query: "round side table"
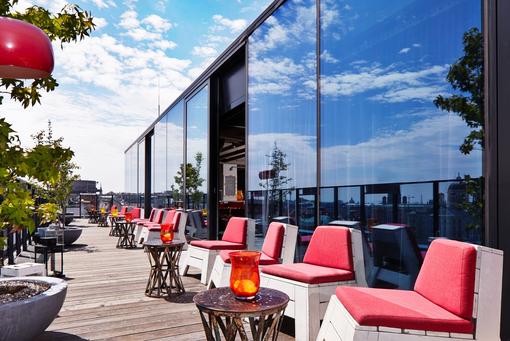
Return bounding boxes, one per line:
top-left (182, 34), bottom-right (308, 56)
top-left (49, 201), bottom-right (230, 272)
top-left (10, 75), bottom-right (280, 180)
top-left (194, 287), bottom-right (289, 341)
top-left (143, 240), bottom-right (185, 298)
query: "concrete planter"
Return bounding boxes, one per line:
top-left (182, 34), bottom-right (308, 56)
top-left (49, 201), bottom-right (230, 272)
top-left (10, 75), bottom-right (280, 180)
top-left (0, 277), bottom-right (67, 341)
top-left (63, 227), bottom-right (83, 245)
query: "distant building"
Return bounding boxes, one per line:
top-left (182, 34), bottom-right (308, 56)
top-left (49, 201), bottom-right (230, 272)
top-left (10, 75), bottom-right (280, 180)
top-left (72, 180), bottom-right (100, 194)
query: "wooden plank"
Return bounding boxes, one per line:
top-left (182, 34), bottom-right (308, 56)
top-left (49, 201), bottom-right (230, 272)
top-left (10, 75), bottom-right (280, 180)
top-left (40, 219), bottom-right (295, 340)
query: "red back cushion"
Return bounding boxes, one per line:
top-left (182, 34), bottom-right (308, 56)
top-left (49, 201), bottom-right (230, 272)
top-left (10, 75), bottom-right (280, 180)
top-left (414, 239), bottom-right (476, 320)
top-left (221, 217), bottom-right (247, 245)
top-left (261, 223), bottom-right (285, 259)
top-left (120, 206), bottom-right (128, 214)
top-left (303, 226), bottom-right (353, 271)
top-left (153, 209), bottom-right (164, 224)
top-left (111, 205), bottom-right (117, 211)
top-left (172, 212), bottom-right (181, 232)
top-left (148, 208), bottom-right (156, 221)
top-left (162, 209), bottom-right (176, 226)
top-left (130, 208), bottom-right (141, 219)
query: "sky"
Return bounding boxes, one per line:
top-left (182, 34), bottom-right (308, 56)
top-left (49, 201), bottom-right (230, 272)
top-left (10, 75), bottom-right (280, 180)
top-left (2, 0), bottom-right (272, 192)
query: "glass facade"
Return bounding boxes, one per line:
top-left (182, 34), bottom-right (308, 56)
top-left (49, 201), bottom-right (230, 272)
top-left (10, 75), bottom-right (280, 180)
top-left (247, 0), bottom-right (317, 234)
top-left (185, 86), bottom-right (209, 212)
top-left (125, 0), bottom-right (484, 286)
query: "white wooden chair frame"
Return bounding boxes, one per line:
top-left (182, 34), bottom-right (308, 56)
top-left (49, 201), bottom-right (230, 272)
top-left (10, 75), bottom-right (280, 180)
top-left (179, 218), bottom-right (256, 285)
top-left (207, 223), bottom-right (299, 289)
top-left (260, 228), bottom-right (367, 341)
top-left (316, 244), bottom-right (504, 341)
top-left (143, 211), bottom-right (188, 249)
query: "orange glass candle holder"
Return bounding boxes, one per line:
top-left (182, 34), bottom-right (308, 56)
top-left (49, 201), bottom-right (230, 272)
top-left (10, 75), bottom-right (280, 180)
top-left (229, 251), bottom-right (261, 300)
top-left (160, 224), bottom-right (174, 243)
top-left (112, 209), bottom-right (118, 217)
top-left (124, 212), bottom-right (133, 223)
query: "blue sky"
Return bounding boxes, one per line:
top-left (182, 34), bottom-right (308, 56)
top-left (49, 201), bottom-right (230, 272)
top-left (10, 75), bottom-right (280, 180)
top-left (3, 0), bottom-right (271, 192)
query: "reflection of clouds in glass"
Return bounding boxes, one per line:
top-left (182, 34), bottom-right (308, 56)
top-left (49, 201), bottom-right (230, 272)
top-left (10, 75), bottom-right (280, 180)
top-left (153, 120), bottom-right (167, 192)
top-left (250, 3), bottom-right (315, 57)
top-left (248, 0), bottom-right (317, 192)
top-left (321, 64), bottom-right (448, 102)
top-left (248, 133), bottom-right (316, 190)
top-left (167, 121), bottom-right (184, 190)
top-left (321, 114), bottom-right (481, 186)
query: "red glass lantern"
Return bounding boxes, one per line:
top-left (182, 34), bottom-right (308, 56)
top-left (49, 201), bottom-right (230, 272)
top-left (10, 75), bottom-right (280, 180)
top-left (0, 17), bottom-right (54, 79)
top-left (229, 251), bottom-right (261, 300)
top-left (160, 224), bottom-right (174, 243)
top-left (124, 212), bottom-right (133, 223)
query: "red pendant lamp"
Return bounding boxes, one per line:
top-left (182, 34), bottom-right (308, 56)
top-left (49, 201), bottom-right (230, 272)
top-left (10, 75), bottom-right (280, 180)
top-left (0, 16), bottom-right (54, 79)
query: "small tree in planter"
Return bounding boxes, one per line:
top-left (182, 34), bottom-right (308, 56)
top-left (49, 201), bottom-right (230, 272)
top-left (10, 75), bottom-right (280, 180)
top-left (0, 1), bottom-right (94, 248)
top-left (33, 121), bottom-right (80, 228)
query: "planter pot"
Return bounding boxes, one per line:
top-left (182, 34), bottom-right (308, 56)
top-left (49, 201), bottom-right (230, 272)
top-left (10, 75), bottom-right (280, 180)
top-left (63, 227), bottom-right (83, 245)
top-left (0, 277), bottom-right (67, 341)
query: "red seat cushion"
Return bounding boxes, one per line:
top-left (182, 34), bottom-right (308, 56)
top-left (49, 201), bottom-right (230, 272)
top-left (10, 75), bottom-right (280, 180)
top-left (336, 287), bottom-right (474, 334)
top-left (221, 217), bottom-right (247, 246)
top-left (190, 240), bottom-right (246, 250)
top-left (414, 239), bottom-right (476, 320)
top-left (261, 223), bottom-right (285, 260)
top-left (303, 226), bottom-right (353, 271)
top-left (261, 263), bottom-right (353, 284)
top-left (219, 250), bottom-right (279, 265)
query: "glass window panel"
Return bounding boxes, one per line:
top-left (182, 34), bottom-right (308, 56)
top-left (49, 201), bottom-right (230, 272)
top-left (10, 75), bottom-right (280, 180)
top-left (399, 183), bottom-right (434, 248)
top-left (439, 179), bottom-right (482, 244)
top-left (186, 86), bottom-right (208, 214)
top-left (138, 139), bottom-right (145, 209)
top-left (318, 0), bottom-right (483, 289)
top-left (338, 186), bottom-right (361, 222)
top-left (167, 101), bottom-right (184, 207)
top-left (247, 0), bottom-right (317, 233)
top-left (123, 145), bottom-right (139, 207)
top-left (319, 188), bottom-right (335, 224)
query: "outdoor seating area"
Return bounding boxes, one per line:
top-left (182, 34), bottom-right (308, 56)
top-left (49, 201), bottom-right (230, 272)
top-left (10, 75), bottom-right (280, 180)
top-left (23, 213), bottom-right (501, 341)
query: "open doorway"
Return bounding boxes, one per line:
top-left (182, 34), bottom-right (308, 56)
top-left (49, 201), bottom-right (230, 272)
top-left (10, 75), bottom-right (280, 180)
top-left (211, 47), bottom-right (246, 237)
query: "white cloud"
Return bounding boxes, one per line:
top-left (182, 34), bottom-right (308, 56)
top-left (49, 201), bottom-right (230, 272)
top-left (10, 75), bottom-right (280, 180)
top-left (93, 17), bottom-right (108, 30)
top-left (150, 39), bottom-right (177, 50)
top-left (12, 0), bottom-right (69, 13)
top-left (212, 14), bottom-right (247, 33)
top-left (119, 11), bottom-right (174, 42)
top-left (399, 47), bottom-right (411, 54)
top-left (321, 114), bottom-right (482, 186)
top-left (119, 10), bottom-right (139, 30)
top-left (320, 64), bottom-right (448, 101)
top-left (370, 85), bottom-right (445, 103)
top-left (320, 50), bottom-right (339, 64)
top-left (91, 0), bottom-right (116, 9)
top-left (142, 14), bottom-right (173, 32)
top-left (192, 46), bottom-right (217, 58)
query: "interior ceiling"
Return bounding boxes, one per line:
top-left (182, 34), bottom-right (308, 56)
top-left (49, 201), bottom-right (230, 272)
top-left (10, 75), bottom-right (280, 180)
top-left (219, 103), bottom-right (245, 165)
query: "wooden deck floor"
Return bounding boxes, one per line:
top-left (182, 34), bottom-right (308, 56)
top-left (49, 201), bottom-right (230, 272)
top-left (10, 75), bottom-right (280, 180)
top-left (39, 219), bottom-right (294, 341)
